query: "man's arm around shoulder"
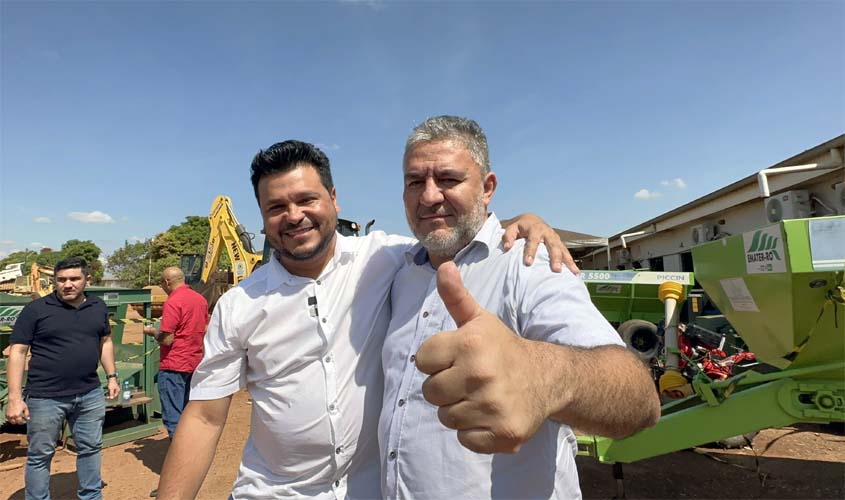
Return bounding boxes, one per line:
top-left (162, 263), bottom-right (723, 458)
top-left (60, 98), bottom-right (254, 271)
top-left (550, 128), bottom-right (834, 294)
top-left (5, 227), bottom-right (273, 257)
top-left (157, 396), bottom-right (232, 499)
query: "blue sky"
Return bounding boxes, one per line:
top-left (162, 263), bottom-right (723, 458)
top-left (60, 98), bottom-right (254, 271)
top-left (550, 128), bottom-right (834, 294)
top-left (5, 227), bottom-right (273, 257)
top-left (1, 1), bottom-right (843, 261)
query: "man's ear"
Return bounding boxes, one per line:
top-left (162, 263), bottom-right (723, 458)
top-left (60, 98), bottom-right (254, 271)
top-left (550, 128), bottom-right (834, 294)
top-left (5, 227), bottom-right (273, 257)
top-left (483, 172), bottom-right (497, 206)
top-left (331, 187), bottom-right (340, 213)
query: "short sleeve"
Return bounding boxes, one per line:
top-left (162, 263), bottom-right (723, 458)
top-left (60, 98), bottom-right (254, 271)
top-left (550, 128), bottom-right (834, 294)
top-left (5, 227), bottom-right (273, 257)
top-left (101, 305), bottom-right (111, 337)
top-left (159, 300), bottom-right (180, 334)
top-left (514, 248), bottom-right (624, 349)
top-left (9, 303), bottom-right (38, 345)
top-left (189, 294), bottom-right (247, 400)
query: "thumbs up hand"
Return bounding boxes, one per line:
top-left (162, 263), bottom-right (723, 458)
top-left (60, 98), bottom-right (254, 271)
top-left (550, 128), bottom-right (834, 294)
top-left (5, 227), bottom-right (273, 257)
top-left (415, 262), bottom-right (551, 454)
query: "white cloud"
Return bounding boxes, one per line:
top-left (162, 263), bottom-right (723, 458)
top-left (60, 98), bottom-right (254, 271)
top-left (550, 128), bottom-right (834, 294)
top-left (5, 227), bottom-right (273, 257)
top-left (68, 211), bottom-right (115, 224)
top-left (338, 0), bottom-right (384, 11)
top-left (1, 240), bottom-right (14, 246)
top-left (33, 216), bottom-right (52, 224)
top-left (30, 242), bottom-right (44, 248)
top-left (634, 189), bottom-right (663, 200)
top-left (660, 178), bottom-right (687, 189)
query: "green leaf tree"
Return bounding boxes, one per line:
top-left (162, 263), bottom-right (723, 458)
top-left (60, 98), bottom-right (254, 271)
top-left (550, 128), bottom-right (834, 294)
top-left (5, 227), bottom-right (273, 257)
top-left (106, 240), bottom-right (152, 288)
top-left (61, 239), bottom-right (103, 283)
top-left (35, 248), bottom-right (64, 268)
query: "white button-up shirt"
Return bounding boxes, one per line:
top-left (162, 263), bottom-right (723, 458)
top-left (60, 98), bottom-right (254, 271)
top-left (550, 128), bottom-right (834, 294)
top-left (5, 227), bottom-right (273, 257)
top-left (379, 214), bottom-right (624, 499)
top-left (191, 231), bottom-right (413, 499)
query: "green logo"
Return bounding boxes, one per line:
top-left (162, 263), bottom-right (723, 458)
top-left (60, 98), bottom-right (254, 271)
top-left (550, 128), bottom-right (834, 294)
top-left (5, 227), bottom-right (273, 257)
top-left (746, 230), bottom-right (781, 260)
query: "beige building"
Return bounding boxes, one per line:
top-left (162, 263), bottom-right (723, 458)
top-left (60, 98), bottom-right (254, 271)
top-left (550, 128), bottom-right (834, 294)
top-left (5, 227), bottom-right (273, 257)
top-left (579, 135), bottom-right (845, 272)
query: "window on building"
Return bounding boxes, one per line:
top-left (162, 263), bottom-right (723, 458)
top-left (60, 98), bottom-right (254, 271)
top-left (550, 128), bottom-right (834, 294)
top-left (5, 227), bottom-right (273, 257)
top-left (681, 251), bottom-right (694, 272)
top-left (648, 256), bottom-right (664, 271)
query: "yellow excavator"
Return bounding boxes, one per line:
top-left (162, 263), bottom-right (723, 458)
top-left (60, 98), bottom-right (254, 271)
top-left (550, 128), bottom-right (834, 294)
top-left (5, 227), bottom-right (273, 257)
top-left (11, 263), bottom-right (54, 297)
top-left (182, 195), bottom-right (370, 309)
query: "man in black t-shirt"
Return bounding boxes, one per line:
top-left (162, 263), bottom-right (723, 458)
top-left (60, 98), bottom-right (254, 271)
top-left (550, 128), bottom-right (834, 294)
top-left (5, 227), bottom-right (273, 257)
top-left (5, 257), bottom-right (120, 500)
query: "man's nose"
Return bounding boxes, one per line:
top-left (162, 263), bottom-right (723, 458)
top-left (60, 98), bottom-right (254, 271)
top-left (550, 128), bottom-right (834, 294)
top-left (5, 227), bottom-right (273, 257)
top-left (285, 205), bottom-right (306, 225)
top-left (420, 178), bottom-right (445, 206)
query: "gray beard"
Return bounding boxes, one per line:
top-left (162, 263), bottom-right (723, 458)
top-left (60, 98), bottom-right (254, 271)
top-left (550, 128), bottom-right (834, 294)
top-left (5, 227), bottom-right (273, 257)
top-left (410, 200), bottom-right (487, 260)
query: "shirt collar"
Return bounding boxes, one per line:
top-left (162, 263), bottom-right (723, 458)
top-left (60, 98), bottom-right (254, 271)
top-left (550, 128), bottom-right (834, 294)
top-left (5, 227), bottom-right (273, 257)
top-left (265, 232), bottom-right (357, 292)
top-left (405, 212), bottom-right (503, 267)
top-left (168, 284), bottom-right (191, 297)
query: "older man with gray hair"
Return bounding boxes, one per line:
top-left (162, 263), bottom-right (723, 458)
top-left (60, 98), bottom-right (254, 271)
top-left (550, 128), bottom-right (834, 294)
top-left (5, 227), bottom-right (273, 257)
top-left (379, 115), bottom-right (661, 499)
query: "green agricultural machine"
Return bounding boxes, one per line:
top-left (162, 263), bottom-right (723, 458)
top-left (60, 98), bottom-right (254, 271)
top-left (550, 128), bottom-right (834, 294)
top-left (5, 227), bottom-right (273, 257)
top-left (578, 215), bottom-right (845, 464)
top-left (0, 288), bottom-right (162, 447)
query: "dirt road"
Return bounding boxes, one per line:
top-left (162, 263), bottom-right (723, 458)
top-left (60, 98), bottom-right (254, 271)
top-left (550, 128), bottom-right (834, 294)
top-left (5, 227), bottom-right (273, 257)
top-left (2, 389), bottom-right (843, 499)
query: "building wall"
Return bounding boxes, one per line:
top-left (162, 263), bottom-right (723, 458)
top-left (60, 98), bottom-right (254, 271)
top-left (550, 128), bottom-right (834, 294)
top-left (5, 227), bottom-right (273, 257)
top-left (581, 145), bottom-right (844, 271)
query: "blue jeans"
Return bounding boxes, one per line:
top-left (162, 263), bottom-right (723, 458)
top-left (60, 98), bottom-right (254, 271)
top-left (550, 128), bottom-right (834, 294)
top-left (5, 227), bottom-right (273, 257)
top-left (158, 370), bottom-right (192, 439)
top-left (25, 386), bottom-right (105, 500)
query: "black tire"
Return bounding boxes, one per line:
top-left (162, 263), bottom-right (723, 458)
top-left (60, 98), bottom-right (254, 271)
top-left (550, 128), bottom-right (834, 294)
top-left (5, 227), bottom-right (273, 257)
top-left (617, 319), bottom-right (660, 361)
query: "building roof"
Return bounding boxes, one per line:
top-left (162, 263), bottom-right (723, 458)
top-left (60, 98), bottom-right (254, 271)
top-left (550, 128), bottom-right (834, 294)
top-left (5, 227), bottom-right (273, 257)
top-left (499, 217), bottom-right (607, 254)
top-left (610, 134), bottom-right (845, 240)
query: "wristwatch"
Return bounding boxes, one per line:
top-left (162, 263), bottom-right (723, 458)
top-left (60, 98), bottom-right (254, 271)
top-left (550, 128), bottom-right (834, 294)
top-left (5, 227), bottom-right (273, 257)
top-left (106, 373), bottom-right (118, 380)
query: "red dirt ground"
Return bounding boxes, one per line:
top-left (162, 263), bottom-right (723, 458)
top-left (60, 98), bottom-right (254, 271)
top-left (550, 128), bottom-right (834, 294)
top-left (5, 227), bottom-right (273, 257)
top-left (2, 389), bottom-right (843, 499)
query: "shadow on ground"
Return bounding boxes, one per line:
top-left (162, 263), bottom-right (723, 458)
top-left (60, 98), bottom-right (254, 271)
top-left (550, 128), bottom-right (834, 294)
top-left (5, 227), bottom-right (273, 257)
top-left (578, 450), bottom-right (845, 499)
top-left (7, 471), bottom-right (80, 500)
top-left (124, 435), bottom-right (169, 475)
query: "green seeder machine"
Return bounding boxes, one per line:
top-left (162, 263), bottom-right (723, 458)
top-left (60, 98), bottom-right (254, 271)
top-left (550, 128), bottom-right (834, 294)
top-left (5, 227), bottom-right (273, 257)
top-left (578, 216), bottom-right (845, 463)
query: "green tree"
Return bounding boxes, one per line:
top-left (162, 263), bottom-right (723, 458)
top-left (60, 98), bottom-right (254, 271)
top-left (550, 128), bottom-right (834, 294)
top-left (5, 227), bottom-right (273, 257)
top-left (36, 248), bottom-right (63, 268)
top-left (61, 239), bottom-right (103, 283)
top-left (104, 216), bottom-right (222, 287)
top-left (151, 216), bottom-right (210, 260)
top-left (106, 240), bottom-right (151, 288)
top-left (0, 250), bottom-right (38, 271)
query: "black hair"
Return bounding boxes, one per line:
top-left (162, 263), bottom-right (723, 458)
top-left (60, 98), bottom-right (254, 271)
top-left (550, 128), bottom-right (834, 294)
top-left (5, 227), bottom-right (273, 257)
top-left (250, 140), bottom-right (334, 200)
top-left (55, 256), bottom-right (90, 276)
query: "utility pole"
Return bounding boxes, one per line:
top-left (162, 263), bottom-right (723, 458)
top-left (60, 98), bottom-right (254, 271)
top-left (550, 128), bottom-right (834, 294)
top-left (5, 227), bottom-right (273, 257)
top-left (147, 239), bottom-right (153, 285)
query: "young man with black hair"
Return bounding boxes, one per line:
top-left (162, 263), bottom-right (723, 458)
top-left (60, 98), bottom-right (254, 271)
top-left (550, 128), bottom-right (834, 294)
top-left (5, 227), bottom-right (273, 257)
top-left (6, 257), bottom-right (120, 500)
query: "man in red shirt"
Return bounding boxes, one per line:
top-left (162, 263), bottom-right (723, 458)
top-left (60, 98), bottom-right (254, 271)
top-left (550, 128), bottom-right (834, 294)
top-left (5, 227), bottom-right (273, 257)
top-left (145, 267), bottom-right (208, 440)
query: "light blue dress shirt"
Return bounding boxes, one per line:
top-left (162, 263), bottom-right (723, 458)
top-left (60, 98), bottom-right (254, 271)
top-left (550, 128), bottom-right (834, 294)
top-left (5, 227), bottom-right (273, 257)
top-left (379, 214), bottom-right (624, 499)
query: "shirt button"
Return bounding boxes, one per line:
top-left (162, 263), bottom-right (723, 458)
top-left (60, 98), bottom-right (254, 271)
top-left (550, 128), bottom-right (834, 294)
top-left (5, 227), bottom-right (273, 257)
top-left (322, 318), bottom-right (327, 323)
top-left (335, 480), bottom-right (340, 487)
top-left (336, 446), bottom-right (343, 454)
top-left (325, 355), bottom-right (332, 363)
top-left (398, 399), bottom-right (405, 407)
top-left (328, 403), bottom-right (336, 411)
top-left (389, 450), bottom-right (397, 460)
top-left (409, 354), bottom-right (416, 363)
top-left (317, 279), bottom-right (322, 285)
top-left (422, 311), bottom-right (429, 318)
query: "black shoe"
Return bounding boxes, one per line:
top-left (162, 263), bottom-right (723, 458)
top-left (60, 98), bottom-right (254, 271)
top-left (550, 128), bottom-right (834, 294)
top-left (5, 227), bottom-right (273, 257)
top-left (150, 489), bottom-right (157, 497)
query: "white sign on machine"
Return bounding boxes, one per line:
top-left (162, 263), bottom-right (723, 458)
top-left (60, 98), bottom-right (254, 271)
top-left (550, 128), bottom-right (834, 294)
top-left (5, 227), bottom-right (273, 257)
top-left (743, 225), bottom-right (787, 274)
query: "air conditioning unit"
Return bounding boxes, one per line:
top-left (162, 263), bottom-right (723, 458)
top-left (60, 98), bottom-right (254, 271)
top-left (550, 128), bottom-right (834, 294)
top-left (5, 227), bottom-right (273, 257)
top-left (617, 248), bottom-right (631, 264)
top-left (835, 183), bottom-right (845, 214)
top-left (764, 189), bottom-right (811, 223)
top-left (690, 224), bottom-right (717, 245)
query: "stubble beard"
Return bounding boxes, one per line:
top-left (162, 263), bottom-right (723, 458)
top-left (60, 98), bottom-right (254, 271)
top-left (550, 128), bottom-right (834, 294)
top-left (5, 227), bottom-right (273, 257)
top-left (275, 219), bottom-right (337, 262)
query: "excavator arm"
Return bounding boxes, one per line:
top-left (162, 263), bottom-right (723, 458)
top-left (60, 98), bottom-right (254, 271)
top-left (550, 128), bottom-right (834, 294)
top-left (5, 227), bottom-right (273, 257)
top-left (185, 195), bottom-right (368, 310)
top-left (201, 195), bottom-right (263, 285)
